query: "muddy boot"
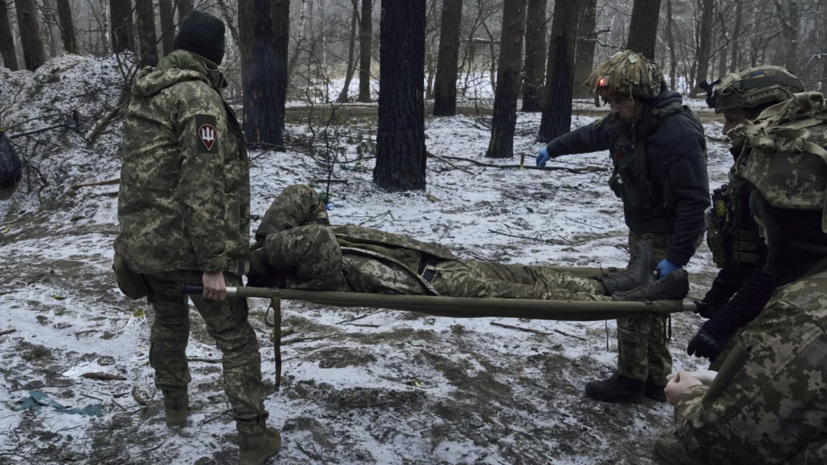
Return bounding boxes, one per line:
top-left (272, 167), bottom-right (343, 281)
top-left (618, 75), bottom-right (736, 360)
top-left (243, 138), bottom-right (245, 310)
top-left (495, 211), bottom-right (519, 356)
top-left (163, 393), bottom-right (188, 427)
top-left (611, 269), bottom-right (689, 302)
top-left (584, 374), bottom-right (644, 403)
top-left (600, 241), bottom-right (656, 295)
top-left (645, 381), bottom-right (667, 402)
top-left (654, 433), bottom-right (702, 465)
top-left (238, 427), bottom-right (281, 465)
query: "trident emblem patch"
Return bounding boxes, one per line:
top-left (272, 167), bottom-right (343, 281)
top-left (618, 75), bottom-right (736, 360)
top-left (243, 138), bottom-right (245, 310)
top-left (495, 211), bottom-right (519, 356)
top-left (199, 124), bottom-right (216, 151)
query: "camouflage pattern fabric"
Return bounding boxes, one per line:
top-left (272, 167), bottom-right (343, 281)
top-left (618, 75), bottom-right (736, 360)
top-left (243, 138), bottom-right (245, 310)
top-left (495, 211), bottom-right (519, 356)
top-left (711, 66), bottom-right (804, 113)
top-left (115, 50), bottom-right (251, 275)
top-left (251, 185), bottom-right (608, 300)
top-left (616, 232), bottom-right (672, 383)
top-left (143, 271), bottom-right (268, 435)
top-left (585, 50), bottom-right (665, 101)
top-left (674, 272), bottom-right (827, 464)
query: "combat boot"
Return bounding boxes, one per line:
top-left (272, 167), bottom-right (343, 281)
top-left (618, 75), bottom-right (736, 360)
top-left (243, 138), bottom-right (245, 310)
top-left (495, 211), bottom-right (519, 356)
top-left (654, 433), bottom-right (703, 465)
top-left (611, 269), bottom-right (689, 302)
top-left (238, 427), bottom-right (281, 465)
top-left (645, 381), bottom-right (667, 402)
top-left (163, 393), bottom-right (188, 427)
top-left (585, 374), bottom-right (644, 403)
top-left (599, 241), bottom-right (656, 295)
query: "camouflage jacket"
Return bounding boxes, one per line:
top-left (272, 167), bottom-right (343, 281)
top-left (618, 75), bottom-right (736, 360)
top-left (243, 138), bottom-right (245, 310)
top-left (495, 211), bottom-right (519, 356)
top-left (674, 272), bottom-right (827, 464)
top-left (115, 50), bottom-right (251, 274)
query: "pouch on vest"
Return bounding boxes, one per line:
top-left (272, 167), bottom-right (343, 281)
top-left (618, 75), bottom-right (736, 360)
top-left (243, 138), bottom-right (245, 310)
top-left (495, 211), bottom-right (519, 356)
top-left (113, 253), bottom-right (149, 299)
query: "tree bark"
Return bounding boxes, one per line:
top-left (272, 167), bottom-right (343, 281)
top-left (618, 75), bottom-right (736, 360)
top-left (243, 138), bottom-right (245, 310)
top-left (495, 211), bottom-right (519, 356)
top-left (159, 0), bottom-right (175, 56)
top-left (729, 0), bottom-right (742, 72)
top-left (110, 0), bottom-right (134, 53)
top-left (177, 0), bottom-right (193, 20)
top-left (135, 0), bottom-right (158, 67)
top-left (271, 0), bottom-right (289, 144)
top-left (15, 0), bottom-right (47, 71)
top-left (239, 0), bottom-right (283, 146)
top-left (521, 0), bottom-right (546, 112)
top-left (374, 0), bottom-right (427, 191)
top-left (485, 0), bottom-right (528, 158)
top-left (0, 0), bottom-right (19, 70)
top-left (287, 0), bottom-right (306, 83)
top-left (56, 0), bottom-right (78, 54)
top-left (774, 0), bottom-right (798, 73)
top-left (358, 0), bottom-right (372, 102)
top-left (695, 0), bottom-right (714, 86)
top-left (626, 0), bottom-right (661, 59)
top-left (537, 0), bottom-right (580, 142)
top-left (572, 0), bottom-right (598, 99)
top-left (337, 3), bottom-right (359, 103)
top-left (665, 0), bottom-right (677, 89)
top-left (433, 0), bottom-right (463, 116)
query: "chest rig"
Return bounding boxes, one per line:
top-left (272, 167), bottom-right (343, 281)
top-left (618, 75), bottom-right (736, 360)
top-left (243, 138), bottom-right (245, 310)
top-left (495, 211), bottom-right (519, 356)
top-left (608, 101), bottom-right (694, 210)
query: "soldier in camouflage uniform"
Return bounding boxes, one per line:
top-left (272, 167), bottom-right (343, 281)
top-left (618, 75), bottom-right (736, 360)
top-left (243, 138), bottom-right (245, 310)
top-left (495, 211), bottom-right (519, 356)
top-left (535, 51), bottom-right (710, 403)
top-left (655, 92), bottom-right (827, 465)
top-left (248, 185), bottom-right (691, 304)
top-left (687, 67), bottom-right (805, 369)
top-left (114, 11), bottom-right (280, 465)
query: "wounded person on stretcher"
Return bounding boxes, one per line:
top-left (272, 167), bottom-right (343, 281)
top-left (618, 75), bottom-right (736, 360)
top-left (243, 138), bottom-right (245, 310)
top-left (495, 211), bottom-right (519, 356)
top-left (247, 185), bottom-right (689, 302)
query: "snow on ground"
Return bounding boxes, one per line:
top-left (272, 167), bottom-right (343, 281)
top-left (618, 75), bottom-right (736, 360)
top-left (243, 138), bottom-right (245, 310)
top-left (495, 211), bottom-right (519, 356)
top-left (0, 57), bottom-right (729, 464)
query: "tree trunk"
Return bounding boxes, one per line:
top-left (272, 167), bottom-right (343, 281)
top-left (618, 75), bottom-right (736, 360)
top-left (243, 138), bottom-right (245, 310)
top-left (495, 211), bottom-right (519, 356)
top-left (239, 0), bottom-right (283, 146)
top-left (159, 0), bottom-right (175, 56)
top-left (695, 0), bottom-right (714, 86)
top-left (729, 0), bottom-right (742, 72)
top-left (15, 0), bottom-right (47, 71)
top-left (521, 0), bottom-right (547, 112)
top-left (717, 30), bottom-right (727, 80)
top-left (626, 0), bottom-right (661, 59)
top-left (374, 0), bottom-right (426, 191)
top-left (776, 0), bottom-right (798, 73)
top-left (110, 0), bottom-right (134, 53)
top-left (99, 0), bottom-right (110, 54)
top-left (177, 0), bottom-right (193, 20)
top-left (337, 2), bottom-right (358, 103)
top-left (271, 0), bottom-right (289, 144)
top-left (665, 0), bottom-right (677, 89)
top-left (486, 0), bottom-right (528, 158)
top-left (56, 0), bottom-right (78, 54)
top-left (358, 0), bottom-right (372, 102)
top-left (572, 0), bottom-right (598, 99)
top-left (0, 0), bottom-right (19, 70)
top-left (433, 0), bottom-right (463, 116)
top-left (135, 0), bottom-right (158, 67)
top-left (538, 0), bottom-right (580, 142)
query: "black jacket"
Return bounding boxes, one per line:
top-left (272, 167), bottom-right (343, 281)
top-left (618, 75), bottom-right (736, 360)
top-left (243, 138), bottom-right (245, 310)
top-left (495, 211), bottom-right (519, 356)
top-left (545, 91), bottom-right (709, 266)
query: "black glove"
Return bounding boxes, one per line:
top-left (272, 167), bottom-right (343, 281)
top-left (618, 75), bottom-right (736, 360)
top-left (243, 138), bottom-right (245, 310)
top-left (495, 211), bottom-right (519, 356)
top-left (686, 323), bottom-right (730, 362)
top-left (693, 300), bottom-right (714, 319)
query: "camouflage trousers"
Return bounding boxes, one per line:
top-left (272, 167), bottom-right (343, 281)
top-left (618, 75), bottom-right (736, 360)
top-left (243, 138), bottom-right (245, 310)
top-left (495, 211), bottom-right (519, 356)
top-left (432, 260), bottom-right (610, 301)
top-left (617, 232), bottom-right (673, 384)
top-left (143, 271), bottom-right (269, 435)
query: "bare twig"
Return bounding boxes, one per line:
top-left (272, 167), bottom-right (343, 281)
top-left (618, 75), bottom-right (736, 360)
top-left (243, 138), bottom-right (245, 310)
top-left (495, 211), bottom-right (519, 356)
top-left (429, 154), bottom-right (608, 173)
top-left (488, 229), bottom-right (569, 245)
top-left (0, 329), bottom-right (16, 336)
top-left (553, 329), bottom-right (587, 341)
top-left (426, 152), bottom-right (476, 175)
top-left (79, 393), bottom-right (104, 402)
top-left (282, 337), bottom-right (325, 346)
top-left (490, 322), bottom-right (552, 336)
top-left (70, 178), bottom-right (120, 190)
top-left (337, 309), bottom-right (386, 324)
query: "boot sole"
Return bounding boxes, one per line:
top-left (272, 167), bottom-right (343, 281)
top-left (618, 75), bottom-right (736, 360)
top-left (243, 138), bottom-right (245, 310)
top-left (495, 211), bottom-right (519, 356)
top-left (654, 439), bottom-right (701, 465)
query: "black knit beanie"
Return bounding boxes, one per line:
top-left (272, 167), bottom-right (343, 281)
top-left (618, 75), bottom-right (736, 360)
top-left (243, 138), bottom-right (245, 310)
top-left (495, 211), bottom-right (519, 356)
top-left (174, 10), bottom-right (226, 65)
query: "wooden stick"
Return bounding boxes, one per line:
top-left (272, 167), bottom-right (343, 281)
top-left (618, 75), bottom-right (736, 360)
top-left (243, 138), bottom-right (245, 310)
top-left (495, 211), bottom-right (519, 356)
top-left (337, 309), bottom-right (386, 324)
top-left (488, 229), bottom-right (568, 245)
top-left (490, 321), bottom-right (552, 336)
top-left (70, 178), bottom-right (120, 190)
top-left (282, 337), bottom-right (324, 346)
top-left (81, 373), bottom-right (126, 381)
top-left (8, 123), bottom-right (65, 140)
top-left (347, 323), bottom-right (381, 328)
top-left (432, 154), bottom-right (608, 173)
top-left (308, 178), bottom-right (348, 184)
top-left (86, 100), bottom-right (129, 143)
top-left (0, 329), bottom-right (16, 336)
top-left (553, 329), bottom-right (587, 341)
top-left (79, 392), bottom-right (104, 402)
top-left (426, 152), bottom-right (475, 175)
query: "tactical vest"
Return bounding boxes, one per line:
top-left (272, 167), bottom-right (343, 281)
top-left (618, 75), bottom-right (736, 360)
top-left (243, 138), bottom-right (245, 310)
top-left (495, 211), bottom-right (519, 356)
top-left (608, 101), bottom-right (698, 210)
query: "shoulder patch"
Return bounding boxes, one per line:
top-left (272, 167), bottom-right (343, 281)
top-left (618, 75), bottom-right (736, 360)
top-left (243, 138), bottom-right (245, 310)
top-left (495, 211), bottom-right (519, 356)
top-left (195, 115), bottom-right (218, 153)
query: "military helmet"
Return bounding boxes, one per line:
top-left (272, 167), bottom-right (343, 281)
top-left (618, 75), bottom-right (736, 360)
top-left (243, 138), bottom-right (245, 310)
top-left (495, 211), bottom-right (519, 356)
top-left (732, 92), bottom-right (827, 230)
top-left (701, 66), bottom-right (804, 114)
top-left (585, 50), bottom-right (666, 105)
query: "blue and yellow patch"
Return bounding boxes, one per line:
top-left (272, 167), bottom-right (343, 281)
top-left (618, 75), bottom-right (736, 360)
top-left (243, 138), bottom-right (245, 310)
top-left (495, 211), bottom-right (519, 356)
top-left (748, 71), bottom-right (766, 79)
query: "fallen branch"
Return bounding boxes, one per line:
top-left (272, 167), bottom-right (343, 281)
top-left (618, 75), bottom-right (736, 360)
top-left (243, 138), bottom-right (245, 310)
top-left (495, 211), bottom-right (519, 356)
top-left (81, 373), bottom-right (126, 381)
top-left (86, 101), bottom-right (129, 143)
top-left (426, 152), bottom-right (475, 175)
top-left (488, 229), bottom-right (568, 245)
top-left (0, 329), bottom-right (16, 336)
top-left (70, 178), bottom-right (120, 190)
top-left (432, 154), bottom-right (609, 173)
top-left (79, 393), bottom-right (104, 402)
top-left (490, 321), bottom-right (551, 336)
top-left (347, 323), bottom-right (380, 328)
top-left (282, 337), bottom-right (325, 346)
top-left (200, 409), bottom-right (232, 425)
top-left (308, 178), bottom-right (348, 184)
top-left (553, 329), bottom-right (587, 341)
top-left (8, 124), bottom-right (65, 140)
top-left (337, 309), bottom-right (386, 324)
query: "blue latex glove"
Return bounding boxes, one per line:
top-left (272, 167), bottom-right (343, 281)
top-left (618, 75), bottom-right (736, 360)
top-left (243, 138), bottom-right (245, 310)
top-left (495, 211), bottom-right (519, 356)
top-left (536, 147), bottom-right (551, 167)
top-left (656, 259), bottom-right (681, 279)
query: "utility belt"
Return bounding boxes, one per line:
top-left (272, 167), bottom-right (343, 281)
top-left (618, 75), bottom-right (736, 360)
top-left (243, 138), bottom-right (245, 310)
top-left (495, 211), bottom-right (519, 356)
top-left (418, 255), bottom-right (440, 282)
